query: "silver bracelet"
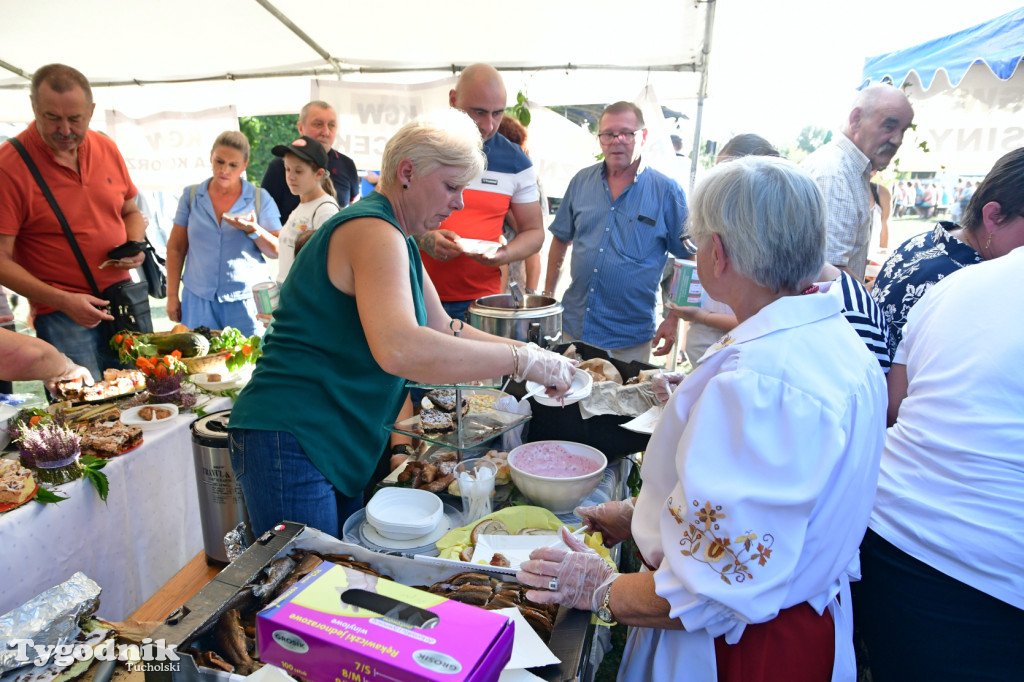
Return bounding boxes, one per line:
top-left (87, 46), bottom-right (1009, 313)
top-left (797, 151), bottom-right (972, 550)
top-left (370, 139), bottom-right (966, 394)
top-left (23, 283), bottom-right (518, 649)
top-left (509, 344), bottom-right (521, 379)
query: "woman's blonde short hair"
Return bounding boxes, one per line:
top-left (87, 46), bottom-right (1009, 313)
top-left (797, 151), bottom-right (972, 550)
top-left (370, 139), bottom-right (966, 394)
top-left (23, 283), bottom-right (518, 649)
top-left (379, 109), bottom-right (485, 192)
top-left (212, 130), bottom-right (251, 163)
top-left (689, 156), bottom-right (825, 293)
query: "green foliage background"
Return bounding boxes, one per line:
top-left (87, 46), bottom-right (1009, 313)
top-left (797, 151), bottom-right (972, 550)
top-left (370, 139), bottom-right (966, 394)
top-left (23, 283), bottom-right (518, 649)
top-left (238, 114), bottom-right (298, 186)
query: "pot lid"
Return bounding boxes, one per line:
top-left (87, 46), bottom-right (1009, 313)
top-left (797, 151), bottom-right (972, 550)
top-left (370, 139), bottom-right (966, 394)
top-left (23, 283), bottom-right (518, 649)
top-left (191, 409), bottom-right (232, 446)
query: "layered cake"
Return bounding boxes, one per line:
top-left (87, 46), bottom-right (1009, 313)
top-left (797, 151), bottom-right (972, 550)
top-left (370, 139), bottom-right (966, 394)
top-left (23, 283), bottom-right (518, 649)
top-left (0, 459), bottom-right (36, 506)
top-left (80, 423), bottom-right (143, 457)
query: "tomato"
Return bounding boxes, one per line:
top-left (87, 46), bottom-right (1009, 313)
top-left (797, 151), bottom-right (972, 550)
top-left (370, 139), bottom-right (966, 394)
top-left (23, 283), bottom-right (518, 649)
top-left (114, 334), bottom-right (124, 344)
top-left (125, 336), bottom-right (134, 349)
top-left (135, 356), bottom-right (148, 369)
top-left (171, 350), bottom-right (182, 359)
top-left (155, 364), bottom-right (168, 379)
top-left (29, 415), bottom-right (40, 426)
top-left (242, 343), bottom-right (251, 356)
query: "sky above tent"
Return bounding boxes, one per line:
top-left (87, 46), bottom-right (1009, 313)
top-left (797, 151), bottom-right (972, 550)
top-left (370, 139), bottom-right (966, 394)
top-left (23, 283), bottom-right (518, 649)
top-left (702, 0), bottom-right (1024, 144)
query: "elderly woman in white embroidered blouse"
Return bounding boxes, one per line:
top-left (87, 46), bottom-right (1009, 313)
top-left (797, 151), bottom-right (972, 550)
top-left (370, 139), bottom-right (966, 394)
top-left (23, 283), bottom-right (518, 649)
top-left (518, 157), bottom-right (887, 682)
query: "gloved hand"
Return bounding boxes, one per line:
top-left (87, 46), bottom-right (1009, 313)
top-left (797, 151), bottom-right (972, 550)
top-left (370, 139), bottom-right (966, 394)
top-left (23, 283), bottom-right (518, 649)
top-left (516, 526), bottom-right (619, 611)
top-left (575, 498), bottom-right (635, 547)
top-left (652, 371), bottom-right (686, 404)
top-left (44, 355), bottom-right (94, 396)
top-left (515, 343), bottom-right (576, 397)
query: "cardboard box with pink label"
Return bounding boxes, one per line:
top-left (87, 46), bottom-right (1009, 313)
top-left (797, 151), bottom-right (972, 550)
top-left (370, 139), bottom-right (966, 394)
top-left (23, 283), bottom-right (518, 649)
top-left (257, 562), bottom-right (513, 682)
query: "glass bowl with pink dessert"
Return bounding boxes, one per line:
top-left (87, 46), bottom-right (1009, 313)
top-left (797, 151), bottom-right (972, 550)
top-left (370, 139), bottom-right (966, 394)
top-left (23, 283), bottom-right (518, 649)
top-left (507, 440), bottom-right (607, 514)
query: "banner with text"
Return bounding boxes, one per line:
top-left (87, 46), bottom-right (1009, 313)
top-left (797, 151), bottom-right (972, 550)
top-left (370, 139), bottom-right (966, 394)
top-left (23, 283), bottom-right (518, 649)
top-left (313, 78), bottom-right (455, 170)
top-left (105, 106), bottom-right (239, 192)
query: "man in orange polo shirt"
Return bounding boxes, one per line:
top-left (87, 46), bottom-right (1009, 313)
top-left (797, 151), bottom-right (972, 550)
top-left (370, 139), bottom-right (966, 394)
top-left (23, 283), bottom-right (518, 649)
top-left (0, 63), bottom-right (149, 377)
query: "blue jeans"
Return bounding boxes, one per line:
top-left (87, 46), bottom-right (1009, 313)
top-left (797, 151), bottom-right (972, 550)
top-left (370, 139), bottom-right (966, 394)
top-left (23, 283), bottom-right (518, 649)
top-left (853, 529), bottom-right (1024, 680)
top-left (34, 311), bottom-right (121, 380)
top-left (228, 428), bottom-right (363, 539)
top-left (182, 289), bottom-right (262, 336)
top-left (441, 299), bottom-right (474, 323)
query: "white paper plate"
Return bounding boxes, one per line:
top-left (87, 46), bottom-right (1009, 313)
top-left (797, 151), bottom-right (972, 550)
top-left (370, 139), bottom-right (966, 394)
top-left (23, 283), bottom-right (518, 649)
top-left (191, 371), bottom-right (242, 392)
top-left (526, 370), bottom-right (593, 407)
top-left (456, 238), bottom-right (501, 258)
top-left (119, 403), bottom-right (179, 431)
top-left (361, 514), bottom-right (452, 550)
top-left (619, 405), bottom-right (664, 435)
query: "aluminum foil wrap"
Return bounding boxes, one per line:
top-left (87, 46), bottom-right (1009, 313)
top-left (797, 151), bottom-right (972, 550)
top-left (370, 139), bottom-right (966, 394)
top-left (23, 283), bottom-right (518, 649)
top-left (0, 572), bottom-right (100, 674)
top-left (223, 521), bottom-right (251, 563)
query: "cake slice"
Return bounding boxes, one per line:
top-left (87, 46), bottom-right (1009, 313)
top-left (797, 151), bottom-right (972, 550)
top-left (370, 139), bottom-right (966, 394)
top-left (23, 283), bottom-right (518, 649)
top-left (426, 389), bottom-right (469, 417)
top-left (0, 459), bottom-right (36, 506)
top-left (419, 408), bottom-right (453, 434)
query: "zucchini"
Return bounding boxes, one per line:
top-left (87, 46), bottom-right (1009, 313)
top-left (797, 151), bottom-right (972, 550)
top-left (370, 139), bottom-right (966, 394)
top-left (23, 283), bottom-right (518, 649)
top-left (138, 332), bottom-right (210, 358)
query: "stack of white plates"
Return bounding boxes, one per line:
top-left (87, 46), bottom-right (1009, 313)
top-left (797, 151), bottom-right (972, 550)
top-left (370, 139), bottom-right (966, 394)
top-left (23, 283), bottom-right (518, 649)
top-left (343, 504), bottom-right (460, 556)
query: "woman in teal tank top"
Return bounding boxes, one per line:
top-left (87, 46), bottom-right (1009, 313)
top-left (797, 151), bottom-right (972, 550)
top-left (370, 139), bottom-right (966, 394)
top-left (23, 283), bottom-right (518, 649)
top-left (228, 109), bottom-right (576, 539)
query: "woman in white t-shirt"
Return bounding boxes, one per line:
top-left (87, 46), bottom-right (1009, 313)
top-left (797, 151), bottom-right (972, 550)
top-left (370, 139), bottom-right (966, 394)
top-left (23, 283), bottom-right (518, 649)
top-left (271, 136), bottom-right (340, 283)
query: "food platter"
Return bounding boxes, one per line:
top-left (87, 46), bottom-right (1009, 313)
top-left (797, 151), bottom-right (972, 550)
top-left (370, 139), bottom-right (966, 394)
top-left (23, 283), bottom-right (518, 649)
top-left (191, 371), bottom-right (245, 392)
top-left (93, 440), bottom-right (143, 459)
top-left (419, 388), bottom-right (510, 415)
top-left (0, 480), bottom-right (38, 514)
top-left (391, 409), bottom-right (529, 450)
top-left (119, 403), bottom-right (180, 431)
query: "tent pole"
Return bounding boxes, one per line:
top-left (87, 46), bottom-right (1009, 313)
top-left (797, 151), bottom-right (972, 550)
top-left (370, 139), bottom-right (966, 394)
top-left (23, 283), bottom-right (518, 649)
top-left (689, 0), bottom-right (716, 195)
top-left (252, 0), bottom-right (343, 78)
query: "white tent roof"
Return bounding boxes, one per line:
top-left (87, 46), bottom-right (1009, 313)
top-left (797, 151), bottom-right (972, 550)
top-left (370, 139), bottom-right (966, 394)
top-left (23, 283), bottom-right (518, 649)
top-left (0, 0), bottom-right (712, 121)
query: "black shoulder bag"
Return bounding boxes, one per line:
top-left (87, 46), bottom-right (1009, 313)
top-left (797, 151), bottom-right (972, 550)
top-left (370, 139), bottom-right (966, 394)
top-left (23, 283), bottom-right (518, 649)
top-left (140, 236), bottom-right (167, 299)
top-left (9, 138), bottom-right (153, 335)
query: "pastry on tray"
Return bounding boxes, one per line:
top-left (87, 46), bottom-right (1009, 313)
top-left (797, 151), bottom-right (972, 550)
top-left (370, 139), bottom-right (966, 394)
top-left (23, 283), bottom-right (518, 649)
top-left (0, 459), bottom-right (36, 506)
top-left (138, 406), bottom-right (173, 421)
top-left (426, 389), bottom-right (469, 417)
top-left (419, 408), bottom-right (454, 434)
top-left (80, 422), bottom-right (143, 457)
top-left (55, 369), bottom-right (144, 402)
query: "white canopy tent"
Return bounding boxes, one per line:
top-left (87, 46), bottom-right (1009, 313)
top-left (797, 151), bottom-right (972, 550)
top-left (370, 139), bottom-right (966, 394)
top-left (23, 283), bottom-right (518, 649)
top-left (0, 0), bottom-right (714, 128)
top-left (1, 0), bottom-right (716, 199)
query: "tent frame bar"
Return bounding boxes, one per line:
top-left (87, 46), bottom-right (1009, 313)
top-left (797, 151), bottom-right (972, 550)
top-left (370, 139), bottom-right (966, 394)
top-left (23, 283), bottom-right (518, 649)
top-left (0, 63), bottom-right (700, 91)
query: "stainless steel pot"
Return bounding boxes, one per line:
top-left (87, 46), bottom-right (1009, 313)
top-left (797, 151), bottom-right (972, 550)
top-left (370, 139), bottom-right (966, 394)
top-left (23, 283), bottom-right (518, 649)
top-left (467, 294), bottom-right (563, 349)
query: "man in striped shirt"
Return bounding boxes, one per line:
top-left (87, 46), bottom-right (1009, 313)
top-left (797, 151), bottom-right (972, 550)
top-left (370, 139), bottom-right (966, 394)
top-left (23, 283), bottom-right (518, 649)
top-left (544, 102), bottom-right (689, 363)
top-left (414, 64), bottom-right (544, 321)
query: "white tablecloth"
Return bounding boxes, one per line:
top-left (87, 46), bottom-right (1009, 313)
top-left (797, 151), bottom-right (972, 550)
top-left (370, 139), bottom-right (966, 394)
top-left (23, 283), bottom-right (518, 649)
top-left (0, 398), bottom-right (231, 620)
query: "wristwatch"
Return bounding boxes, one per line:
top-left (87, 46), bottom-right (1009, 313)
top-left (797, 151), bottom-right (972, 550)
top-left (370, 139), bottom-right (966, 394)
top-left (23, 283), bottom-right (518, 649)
top-left (596, 583), bottom-right (616, 624)
top-left (247, 230), bottom-right (260, 241)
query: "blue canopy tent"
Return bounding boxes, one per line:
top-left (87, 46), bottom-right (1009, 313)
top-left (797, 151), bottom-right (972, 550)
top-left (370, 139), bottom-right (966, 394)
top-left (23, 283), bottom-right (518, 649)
top-left (861, 7), bottom-right (1024, 89)
top-left (859, 8), bottom-right (1024, 174)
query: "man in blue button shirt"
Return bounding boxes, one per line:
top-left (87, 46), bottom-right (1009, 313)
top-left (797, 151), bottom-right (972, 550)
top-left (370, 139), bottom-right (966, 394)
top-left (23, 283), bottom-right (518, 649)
top-left (543, 102), bottom-right (689, 363)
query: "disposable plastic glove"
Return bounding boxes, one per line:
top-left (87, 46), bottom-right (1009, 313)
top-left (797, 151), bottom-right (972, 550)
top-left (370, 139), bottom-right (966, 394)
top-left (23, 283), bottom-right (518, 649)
top-left (44, 355), bottom-right (94, 395)
top-left (652, 371), bottom-right (687, 404)
top-left (575, 498), bottom-right (635, 547)
top-left (516, 343), bottom-right (576, 397)
top-left (516, 526), bottom-right (619, 611)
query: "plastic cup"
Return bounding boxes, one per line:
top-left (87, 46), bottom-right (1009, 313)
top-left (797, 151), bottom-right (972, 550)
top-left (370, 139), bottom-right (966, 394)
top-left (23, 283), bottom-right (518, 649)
top-left (455, 459), bottom-right (497, 525)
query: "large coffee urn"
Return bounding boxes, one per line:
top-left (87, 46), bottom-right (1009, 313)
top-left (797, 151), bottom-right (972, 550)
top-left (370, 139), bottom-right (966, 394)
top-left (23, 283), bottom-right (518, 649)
top-left (190, 409), bottom-right (251, 564)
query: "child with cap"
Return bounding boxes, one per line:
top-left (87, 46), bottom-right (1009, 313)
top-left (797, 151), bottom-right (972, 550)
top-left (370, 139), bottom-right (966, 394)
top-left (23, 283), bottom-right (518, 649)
top-left (272, 135), bottom-right (340, 282)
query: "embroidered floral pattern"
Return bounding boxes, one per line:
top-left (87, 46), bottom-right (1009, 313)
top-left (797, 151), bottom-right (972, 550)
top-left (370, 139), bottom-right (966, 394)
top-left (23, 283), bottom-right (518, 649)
top-left (668, 497), bottom-right (775, 585)
top-left (712, 333), bottom-right (735, 351)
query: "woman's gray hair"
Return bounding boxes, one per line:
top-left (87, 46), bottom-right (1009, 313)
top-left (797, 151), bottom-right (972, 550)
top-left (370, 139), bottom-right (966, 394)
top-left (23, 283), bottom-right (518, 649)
top-left (379, 109), bottom-right (485, 192)
top-left (689, 156), bottom-right (826, 293)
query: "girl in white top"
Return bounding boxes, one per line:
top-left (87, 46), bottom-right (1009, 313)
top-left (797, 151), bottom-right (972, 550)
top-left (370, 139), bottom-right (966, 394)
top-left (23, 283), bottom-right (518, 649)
top-left (271, 136), bottom-right (340, 283)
